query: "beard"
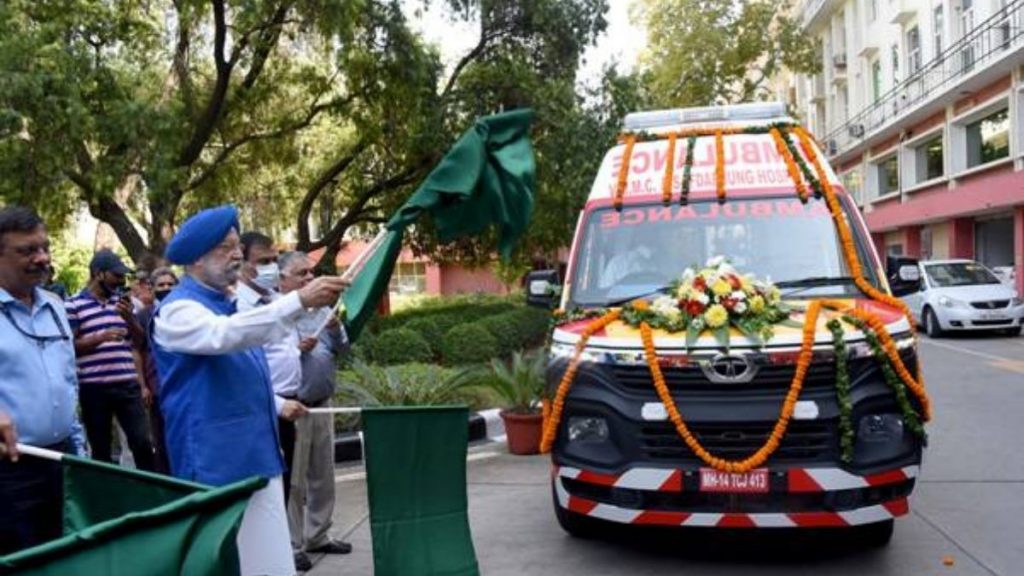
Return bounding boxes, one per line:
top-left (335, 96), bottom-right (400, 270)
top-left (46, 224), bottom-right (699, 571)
top-left (200, 259), bottom-right (242, 290)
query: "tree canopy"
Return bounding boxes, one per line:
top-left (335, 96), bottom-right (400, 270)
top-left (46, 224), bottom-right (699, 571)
top-left (634, 0), bottom-right (819, 107)
top-left (0, 0), bottom-right (622, 271)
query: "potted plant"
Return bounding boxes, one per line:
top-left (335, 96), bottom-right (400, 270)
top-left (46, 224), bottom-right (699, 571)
top-left (488, 350), bottom-right (547, 455)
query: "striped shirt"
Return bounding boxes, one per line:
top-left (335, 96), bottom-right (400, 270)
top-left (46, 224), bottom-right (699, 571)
top-left (66, 290), bottom-right (138, 385)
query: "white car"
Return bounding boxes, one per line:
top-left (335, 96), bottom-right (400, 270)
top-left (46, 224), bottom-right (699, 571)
top-left (899, 259), bottom-right (1024, 337)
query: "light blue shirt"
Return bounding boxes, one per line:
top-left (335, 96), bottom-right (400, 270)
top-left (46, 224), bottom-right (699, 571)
top-left (0, 287), bottom-right (86, 454)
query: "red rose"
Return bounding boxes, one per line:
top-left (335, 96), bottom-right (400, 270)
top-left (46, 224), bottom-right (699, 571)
top-left (727, 274), bottom-right (741, 290)
top-left (693, 277), bottom-right (707, 291)
top-left (722, 298), bottom-right (736, 311)
top-left (685, 300), bottom-right (705, 316)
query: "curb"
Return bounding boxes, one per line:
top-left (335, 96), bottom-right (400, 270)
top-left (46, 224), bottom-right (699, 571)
top-left (332, 409), bottom-right (507, 463)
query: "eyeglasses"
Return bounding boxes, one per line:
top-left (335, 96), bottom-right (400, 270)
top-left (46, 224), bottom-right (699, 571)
top-left (284, 268), bottom-right (315, 278)
top-left (0, 302), bottom-right (70, 344)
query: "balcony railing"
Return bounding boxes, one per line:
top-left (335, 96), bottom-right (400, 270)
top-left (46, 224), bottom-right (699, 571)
top-left (822, 0), bottom-right (1024, 156)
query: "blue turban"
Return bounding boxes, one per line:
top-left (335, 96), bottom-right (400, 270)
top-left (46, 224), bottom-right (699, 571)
top-left (165, 205), bottom-right (240, 265)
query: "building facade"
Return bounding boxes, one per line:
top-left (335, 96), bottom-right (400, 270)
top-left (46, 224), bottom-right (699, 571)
top-left (792, 0), bottom-right (1024, 295)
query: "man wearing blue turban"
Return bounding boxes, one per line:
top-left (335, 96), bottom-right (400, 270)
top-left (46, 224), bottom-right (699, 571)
top-left (151, 205), bottom-right (348, 576)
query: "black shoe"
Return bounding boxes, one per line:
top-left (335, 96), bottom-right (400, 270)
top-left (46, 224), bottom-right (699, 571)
top-left (294, 551), bottom-right (313, 572)
top-left (307, 539), bottom-right (352, 555)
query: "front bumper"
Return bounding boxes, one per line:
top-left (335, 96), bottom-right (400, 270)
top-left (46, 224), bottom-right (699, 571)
top-left (554, 464), bottom-right (915, 527)
top-left (936, 304), bottom-right (1024, 331)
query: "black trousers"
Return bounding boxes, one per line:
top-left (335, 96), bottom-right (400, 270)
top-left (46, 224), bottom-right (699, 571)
top-left (279, 416), bottom-right (297, 505)
top-left (79, 382), bottom-right (157, 472)
top-left (0, 439), bottom-right (71, 555)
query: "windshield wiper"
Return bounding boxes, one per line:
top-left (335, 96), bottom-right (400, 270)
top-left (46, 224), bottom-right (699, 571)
top-left (581, 285), bottom-right (672, 308)
top-left (777, 276), bottom-right (858, 296)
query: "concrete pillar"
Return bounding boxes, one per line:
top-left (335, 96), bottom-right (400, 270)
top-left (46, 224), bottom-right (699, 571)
top-left (905, 226), bottom-right (922, 258)
top-left (425, 263), bottom-right (442, 295)
top-left (1014, 207), bottom-right (1024, 297)
top-left (949, 218), bottom-right (975, 259)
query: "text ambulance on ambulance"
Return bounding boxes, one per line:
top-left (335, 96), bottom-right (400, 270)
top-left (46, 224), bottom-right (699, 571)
top-left (528, 103), bottom-right (929, 547)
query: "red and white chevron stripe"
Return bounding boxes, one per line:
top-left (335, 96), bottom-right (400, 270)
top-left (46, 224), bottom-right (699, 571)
top-left (553, 474), bottom-right (910, 528)
top-left (554, 464), bottom-right (918, 493)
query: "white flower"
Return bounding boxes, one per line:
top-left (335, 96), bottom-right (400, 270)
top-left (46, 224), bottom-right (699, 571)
top-left (651, 296), bottom-right (678, 316)
top-left (706, 255), bottom-right (726, 268)
top-left (681, 268), bottom-right (696, 283)
top-left (696, 292), bottom-right (710, 305)
top-left (734, 301), bottom-right (748, 314)
top-left (730, 290), bottom-right (746, 301)
top-left (719, 262), bottom-right (738, 276)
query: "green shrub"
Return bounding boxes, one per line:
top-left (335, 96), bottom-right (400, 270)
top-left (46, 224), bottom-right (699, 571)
top-left (511, 307), bottom-right (552, 347)
top-left (403, 318), bottom-right (444, 356)
top-left (442, 323), bottom-right (500, 365)
top-left (336, 361), bottom-right (481, 407)
top-left (368, 328), bottom-right (433, 365)
top-left (476, 314), bottom-right (522, 357)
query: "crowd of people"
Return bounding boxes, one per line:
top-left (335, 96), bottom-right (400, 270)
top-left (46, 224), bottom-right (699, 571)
top-left (0, 204), bottom-right (353, 575)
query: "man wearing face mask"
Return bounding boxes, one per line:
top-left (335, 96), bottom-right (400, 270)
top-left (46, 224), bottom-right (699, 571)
top-left (236, 231), bottom-right (306, 510)
top-left (65, 250), bottom-right (157, 471)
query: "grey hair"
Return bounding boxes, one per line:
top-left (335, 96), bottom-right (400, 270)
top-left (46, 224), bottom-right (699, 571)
top-left (151, 266), bottom-right (178, 284)
top-left (278, 250), bottom-right (309, 272)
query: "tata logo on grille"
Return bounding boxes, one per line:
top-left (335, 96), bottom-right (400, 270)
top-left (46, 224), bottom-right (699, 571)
top-left (702, 354), bottom-right (756, 383)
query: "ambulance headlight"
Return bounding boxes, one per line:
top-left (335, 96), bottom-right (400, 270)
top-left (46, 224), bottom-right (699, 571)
top-left (568, 417), bottom-right (609, 444)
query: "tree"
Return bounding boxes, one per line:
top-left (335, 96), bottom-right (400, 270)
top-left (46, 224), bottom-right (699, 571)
top-left (0, 0), bottom-right (613, 274)
top-left (634, 0), bottom-right (820, 107)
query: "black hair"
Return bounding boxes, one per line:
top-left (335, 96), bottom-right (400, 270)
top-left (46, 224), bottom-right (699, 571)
top-left (239, 231), bottom-right (274, 261)
top-left (0, 206), bottom-right (45, 251)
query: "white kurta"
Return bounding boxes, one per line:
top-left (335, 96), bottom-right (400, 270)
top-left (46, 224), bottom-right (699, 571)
top-left (153, 281), bottom-right (308, 576)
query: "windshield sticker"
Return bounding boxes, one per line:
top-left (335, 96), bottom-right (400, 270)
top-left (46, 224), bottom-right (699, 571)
top-left (598, 200), bottom-right (831, 229)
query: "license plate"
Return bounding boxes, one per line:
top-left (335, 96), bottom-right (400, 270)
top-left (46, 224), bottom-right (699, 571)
top-left (699, 468), bottom-right (769, 493)
top-left (980, 311), bottom-right (1006, 320)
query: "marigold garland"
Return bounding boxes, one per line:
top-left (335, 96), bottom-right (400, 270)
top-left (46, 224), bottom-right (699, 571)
top-left (680, 135), bottom-right (697, 205)
top-left (638, 301), bottom-right (821, 473)
top-left (662, 133), bottom-right (677, 205)
top-left (770, 128), bottom-right (808, 203)
top-left (714, 130), bottom-right (726, 203)
top-left (614, 135), bottom-right (637, 210)
top-left (539, 309), bottom-right (621, 453)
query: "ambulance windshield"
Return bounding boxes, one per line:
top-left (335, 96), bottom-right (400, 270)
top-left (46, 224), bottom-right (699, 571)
top-left (569, 196), bottom-right (879, 306)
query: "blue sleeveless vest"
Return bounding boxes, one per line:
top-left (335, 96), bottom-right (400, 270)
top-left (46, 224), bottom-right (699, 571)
top-left (151, 276), bottom-right (284, 486)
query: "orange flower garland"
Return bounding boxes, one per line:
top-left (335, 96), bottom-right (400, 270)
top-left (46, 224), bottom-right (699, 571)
top-left (614, 135), bottom-right (637, 210)
top-left (640, 301), bottom-right (822, 473)
top-left (539, 309), bottom-right (621, 453)
top-left (714, 130), bottom-right (726, 203)
top-left (662, 133), bottom-right (677, 205)
top-left (770, 128), bottom-right (807, 202)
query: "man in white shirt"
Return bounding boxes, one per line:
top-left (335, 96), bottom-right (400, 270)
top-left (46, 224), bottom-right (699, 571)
top-left (600, 234), bottom-right (656, 289)
top-left (151, 205), bottom-right (347, 576)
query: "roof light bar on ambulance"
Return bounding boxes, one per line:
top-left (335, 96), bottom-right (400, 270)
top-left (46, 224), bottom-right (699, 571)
top-left (622, 102), bottom-right (790, 132)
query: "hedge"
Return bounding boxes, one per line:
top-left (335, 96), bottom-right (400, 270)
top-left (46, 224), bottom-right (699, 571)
top-left (368, 327), bottom-right (434, 365)
top-left (442, 324), bottom-right (500, 365)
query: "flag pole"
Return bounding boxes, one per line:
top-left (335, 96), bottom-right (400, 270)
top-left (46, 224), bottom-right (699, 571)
top-left (14, 443), bottom-right (65, 462)
top-left (310, 229), bottom-right (389, 338)
top-left (306, 407), bottom-right (363, 415)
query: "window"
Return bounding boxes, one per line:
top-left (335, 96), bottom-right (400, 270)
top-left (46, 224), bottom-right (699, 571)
top-left (871, 60), bottom-right (882, 102)
top-left (388, 261), bottom-right (427, 294)
top-left (933, 6), bottom-right (944, 58)
top-left (914, 135), bottom-right (944, 181)
top-left (907, 27), bottom-right (922, 75)
top-left (966, 108), bottom-right (1010, 168)
top-left (841, 168), bottom-right (864, 205)
top-left (869, 0), bottom-right (878, 22)
top-left (960, 0), bottom-right (975, 72)
top-left (877, 154), bottom-right (899, 195)
top-left (997, 0), bottom-right (1012, 49)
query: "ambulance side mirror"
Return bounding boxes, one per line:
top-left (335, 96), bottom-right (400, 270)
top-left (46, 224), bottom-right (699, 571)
top-left (526, 270), bottom-right (560, 309)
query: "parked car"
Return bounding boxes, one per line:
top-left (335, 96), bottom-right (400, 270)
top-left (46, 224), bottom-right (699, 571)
top-left (894, 259), bottom-right (1024, 337)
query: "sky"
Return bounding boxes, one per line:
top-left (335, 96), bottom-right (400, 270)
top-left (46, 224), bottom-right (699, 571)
top-left (400, 0), bottom-right (647, 89)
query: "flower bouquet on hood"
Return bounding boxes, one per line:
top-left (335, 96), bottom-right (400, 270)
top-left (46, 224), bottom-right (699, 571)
top-left (620, 256), bottom-right (790, 348)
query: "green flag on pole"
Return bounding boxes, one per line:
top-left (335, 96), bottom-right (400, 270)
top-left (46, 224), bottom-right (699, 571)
top-left (342, 108), bottom-right (536, 341)
top-left (362, 406), bottom-right (479, 576)
top-left (0, 455), bottom-right (264, 575)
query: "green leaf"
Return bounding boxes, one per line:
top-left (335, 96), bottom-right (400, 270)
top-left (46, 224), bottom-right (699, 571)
top-left (686, 323), bottom-right (701, 348)
top-left (714, 325), bottom-right (730, 350)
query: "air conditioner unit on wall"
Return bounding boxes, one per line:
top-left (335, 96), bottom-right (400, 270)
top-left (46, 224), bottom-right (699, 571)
top-left (826, 139), bottom-right (838, 155)
top-left (848, 124), bottom-right (865, 138)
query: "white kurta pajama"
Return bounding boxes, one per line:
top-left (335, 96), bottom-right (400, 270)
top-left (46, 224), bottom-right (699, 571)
top-left (153, 288), bottom-right (309, 576)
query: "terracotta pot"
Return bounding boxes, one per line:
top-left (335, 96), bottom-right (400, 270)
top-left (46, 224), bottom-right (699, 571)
top-left (500, 410), bottom-right (543, 455)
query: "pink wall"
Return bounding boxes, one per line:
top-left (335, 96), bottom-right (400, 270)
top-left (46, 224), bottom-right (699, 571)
top-left (949, 218), bottom-right (975, 259)
top-left (426, 264), bottom-right (442, 294)
top-left (864, 164), bottom-right (1020, 230)
top-left (439, 265), bottom-right (510, 296)
top-left (905, 227), bottom-right (922, 258)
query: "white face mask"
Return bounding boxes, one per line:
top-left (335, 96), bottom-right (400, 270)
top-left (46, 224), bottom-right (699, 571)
top-left (253, 263), bottom-right (280, 291)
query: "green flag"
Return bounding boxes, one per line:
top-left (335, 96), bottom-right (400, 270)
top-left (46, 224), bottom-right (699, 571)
top-left (342, 109), bottom-right (536, 341)
top-left (0, 456), bottom-right (264, 575)
top-left (362, 406), bottom-right (479, 576)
